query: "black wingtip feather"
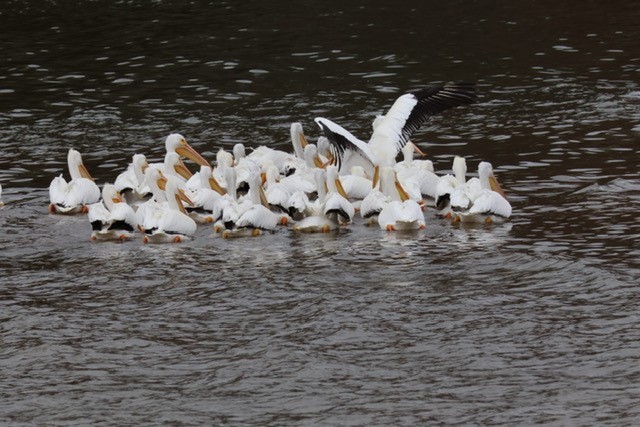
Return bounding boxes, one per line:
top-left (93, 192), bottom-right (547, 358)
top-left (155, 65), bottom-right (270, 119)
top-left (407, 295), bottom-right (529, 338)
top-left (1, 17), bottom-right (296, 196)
top-left (400, 82), bottom-right (476, 146)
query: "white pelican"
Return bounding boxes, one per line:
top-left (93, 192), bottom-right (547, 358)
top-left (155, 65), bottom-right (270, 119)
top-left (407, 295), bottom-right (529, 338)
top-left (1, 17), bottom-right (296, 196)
top-left (323, 165), bottom-right (355, 225)
top-left (244, 122), bottom-right (310, 174)
top-left (263, 160), bottom-right (316, 214)
top-left (49, 148), bottom-right (101, 214)
top-left (453, 162), bottom-right (512, 224)
top-left (435, 156), bottom-right (468, 217)
top-left (156, 152), bottom-right (194, 183)
top-left (286, 190), bottom-right (312, 221)
top-left (235, 147), bottom-right (261, 196)
top-left (114, 153), bottom-right (151, 204)
top-left (136, 168), bottom-right (195, 233)
top-left (394, 142), bottom-right (440, 200)
top-left (223, 170), bottom-right (279, 238)
top-left (142, 175), bottom-right (197, 243)
top-left (376, 167), bottom-right (425, 231)
top-left (163, 133), bottom-right (209, 167)
top-left (186, 165), bottom-right (226, 224)
top-left (360, 177), bottom-right (388, 226)
top-left (340, 166), bottom-right (373, 201)
top-left (135, 167), bottom-right (167, 233)
top-left (263, 164), bottom-right (291, 213)
top-left (291, 122), bottom-right (310, 159)
top-left (148, 134), bottom-right (208, 187)
top-left (315, 83), bottom-right (476, 181)
top-left (88, 184), bottom-right (137, 241)
top-left (246, 146), bottom-right (294, 175)
top-left (208, 148), bottom-right (234, 190)
top-left (292, 169), bottom-right (339, 233)
top-left (214, 166), bottom-right (250, 233)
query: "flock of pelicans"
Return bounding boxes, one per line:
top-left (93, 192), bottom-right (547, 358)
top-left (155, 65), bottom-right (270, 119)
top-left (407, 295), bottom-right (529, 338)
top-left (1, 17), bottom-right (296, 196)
top-left (43, 82), bottom-right (512, 243)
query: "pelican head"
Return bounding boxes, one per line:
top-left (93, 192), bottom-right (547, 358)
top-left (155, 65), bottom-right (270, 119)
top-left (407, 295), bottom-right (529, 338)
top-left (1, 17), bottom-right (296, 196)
top-left (479, 161), bottom-right (506, 197)
top-left (165, 175), bottom-right (193, 214)
top-left (380, 166), bottom-right (409, 202)
top-left (401, 143), bottom-right (415, 162)
top-left (132, 154), bottom-right (149, 184)
top-left (317, 136), bottom-right (331, 158)
top-left (303, 144), bottom-right (324, 169)
top-left (452, 156), bottom-right (467, 184)
top-left (326, 165), bottom-right (348, 199)
top-left (314, 168), bottom-right (327, 201)
top-left (67, 148), bottom-right (94, 181)
top-left (102, 183), bottom-right (124, 211)
top-left (164, 152), bottom-right (192, 180)
top-left (233, 143), bottom-right (246, 164)
top-left (165, 133), bottom-right (209, 166)
top-left (216, 148), bottom-right (234, 172)
top-left (290, 122), bottom-right (308, 159)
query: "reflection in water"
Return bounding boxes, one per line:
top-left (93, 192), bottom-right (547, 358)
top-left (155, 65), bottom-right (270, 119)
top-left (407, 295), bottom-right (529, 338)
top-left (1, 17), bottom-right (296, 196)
top-left (1, 0), bottom-right (640, 425)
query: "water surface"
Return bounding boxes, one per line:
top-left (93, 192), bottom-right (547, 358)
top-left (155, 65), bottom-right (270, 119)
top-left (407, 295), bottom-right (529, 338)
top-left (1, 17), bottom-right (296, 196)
top-left (1, 1), bottom-right (639, 425)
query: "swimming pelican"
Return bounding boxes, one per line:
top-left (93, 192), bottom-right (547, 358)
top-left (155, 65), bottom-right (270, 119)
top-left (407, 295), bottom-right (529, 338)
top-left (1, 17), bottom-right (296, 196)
top-left (49, 148), bottom-right (101, 214)
top-left (341, 166), bottom-right (373, 201)
top-left (214, 166), bottom-right (250, 234)
top-left (360, 176), bottom-right (388, 226)
top-left (142, 175), bottom-right (197, 243)
top-left (435, 156), bottom-right (468, 217)
top-left (148, 134), bottom-right (208, 184)
top-left (114, 153), bottom-right (151, 204)
top-left (377, 167), bottom-right (425, 231)
top-left (186, 165), bottom-right (226, 224)
top-left (323, 165), bottom-right (355, 225)
top-left (395, 142), bottom-right (440, 200)
top-left (163, 133), bottom-right (210, 167)
top-left (263, 160), bottom-right (316, 214)
top-left (234, 145), bottom-right (261, 196)
top-left (292, 169), bottom-right (339, 233)
top-left (88, 184), bottom-right (137, 241)
top-left (224, 170), bottom-right (279, 238)
top-left (453, 162), bottom-right (512, 224)
top-left (156, 152), bottom-right (194, 183)
top-left (244, 122), bottom-right (310, 174)
top-left (207, 148), bottom-right (234, 191)
top-left (316, 83), bottom-right (476, 181)
top-left (135, 167), bottom-right (167, 232)
top-left (291, 122), bottom-right (311, 159)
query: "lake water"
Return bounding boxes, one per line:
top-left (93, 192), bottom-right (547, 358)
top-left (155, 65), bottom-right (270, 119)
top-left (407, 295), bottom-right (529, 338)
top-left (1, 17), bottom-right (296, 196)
top-left (1, 1), bottom-right (639, 425)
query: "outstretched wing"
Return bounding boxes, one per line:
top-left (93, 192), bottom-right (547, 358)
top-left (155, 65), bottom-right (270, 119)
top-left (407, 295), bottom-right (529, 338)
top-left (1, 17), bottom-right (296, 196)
top-left (314, 117), bottom-right (376, 172)
top-left (370, 82), bottom-right (476, 157)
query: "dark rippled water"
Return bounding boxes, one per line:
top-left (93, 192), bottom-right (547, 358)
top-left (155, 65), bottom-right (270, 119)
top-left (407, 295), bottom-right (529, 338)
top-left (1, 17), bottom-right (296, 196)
top-left (1, 1), bottom-right (639, 425)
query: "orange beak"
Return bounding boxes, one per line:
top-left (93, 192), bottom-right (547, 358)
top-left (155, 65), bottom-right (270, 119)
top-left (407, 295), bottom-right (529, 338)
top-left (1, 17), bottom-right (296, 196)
top-left (176, 140), bottom-right (209, 166)
top-left (489, 174), bottom-right (507, 199)
top-left (79, 164), bottom-right (94, 181)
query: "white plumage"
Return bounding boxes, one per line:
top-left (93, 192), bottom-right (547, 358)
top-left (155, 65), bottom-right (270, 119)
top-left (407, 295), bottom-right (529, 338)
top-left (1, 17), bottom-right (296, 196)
top-left (142, 175), bottom-right (197, 243)
top-left (316, 83), bottom-right (476, 182)
top-left (394, 142), bottom-right (439, 200)
top-left (435, 156), bottom-right (468, 217)
top-left (375, 167), bottom-right (425, 231)
top-left (323, 165), bottom-right (355, 225)
top-left (88, 184), bottom-right (137, 241)
top-left (293, 169), bottom-right (341, 233)
top-left (186, 166), bottom-right (226, 224)
top-left (454, 162), bottom-right (512, 223)
top-left (221, 168), bottom-right (279, 238)
top-left (114, 153), bottom-right (151, 204)
top-left (49, 149), bottom-right (100, 214)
